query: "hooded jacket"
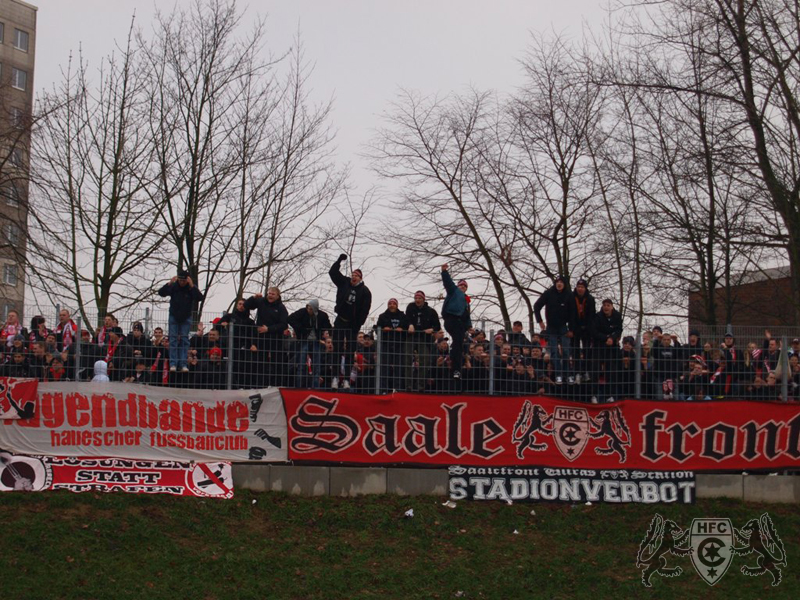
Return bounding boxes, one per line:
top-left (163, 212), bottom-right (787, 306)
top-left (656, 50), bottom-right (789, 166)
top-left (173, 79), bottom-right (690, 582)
top-left (92, 359), bottom-right (110, 382)
top-left (288, 302), bottom-right (333, 341)
top-left (329, 257), bottom-right (372, 328)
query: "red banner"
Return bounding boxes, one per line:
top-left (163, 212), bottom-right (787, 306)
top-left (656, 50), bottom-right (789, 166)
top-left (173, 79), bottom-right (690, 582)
top-left (0, 451), bottom-right (233, 498)
top-left (281, 390), bottom-right (800, 471)
top-left (0, 377), bottom-right (37, 420)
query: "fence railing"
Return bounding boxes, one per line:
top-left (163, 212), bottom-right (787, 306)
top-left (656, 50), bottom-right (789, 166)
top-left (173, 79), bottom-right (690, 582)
top-left (12, 311), bottom-right (799, 402)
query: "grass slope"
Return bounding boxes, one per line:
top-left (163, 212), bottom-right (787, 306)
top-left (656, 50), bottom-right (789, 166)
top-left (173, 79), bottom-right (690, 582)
top-left (0, 492), bottom-right (797, 599)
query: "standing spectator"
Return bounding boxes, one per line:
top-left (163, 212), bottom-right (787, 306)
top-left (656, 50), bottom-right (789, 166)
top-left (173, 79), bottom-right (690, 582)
top-left (329, 254), bottom-right (372, 389)
top-left (534, 275), bottom-right (573, 384)
top-left (405, 291), bottom-right (441, 392)
top-left (158, 269), bottom-right (204, 373)
top-left (28, 316), bottom-right (51, 350)
top-left (651, 333), bottom-right (683, 400)
top-left (54, 309), bottom-right (78, 351)
top-left (789, 338), bottom-right (800, 358)
top-left (74, 329), bottom-right (102, 381)
top-left (507, 321), bottom-right (532, 349)
top-left (720, 333), bottom-right (746, 397)
top-left (126, 322), bottom-right (152, 361)
top-left (288, 299), bottom-right (332, 389)
top-left (244, 287), bottom-right (289, 387)
top-left (440, 264), bottom-right (471, 380)
top-left (1, 350), bottom-right (29, 377)
top-left (376, 298), bottom-right (409, 392)
top-left (619, 336), bottom-right (637, 399)
top-left (45, 356), bottom-right (70, 382)
top-left (590, 299), bottom-right (623, 403)
top-left (28, 341), bottom-right (49, 380)
top-left (219, 299), bottom-right (258, 388)
top-left (433, 337), bottom-right (452, 391)
top-left (761, 331), bottom-right (781, 374)
top-left (683, 329), bottom-right (703, 361)
top-left (148, 327), bottom-right (170, 385)
top-left (94, 314), bottom-right (117, 348)
top-left (104, 326), bottom-right (132, 382)
top-left (570, 279), bottom-right (596, 383)
top-left (463, 345), bottom-right (489, 393)
top-left (1, 310), bottom-right (24, 350)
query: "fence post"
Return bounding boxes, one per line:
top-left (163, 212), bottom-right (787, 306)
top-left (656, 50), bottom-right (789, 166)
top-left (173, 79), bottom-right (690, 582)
top-left (74, 316), bottom-right (82, 381)
top-left (781, 335), bottom-right (789, 402)
top-left (145, 307), bottom-right (152, 336)
top-left (227, 322), bottom-right (234, 390)
top-left (488, 329), bottom-right (495, 395)
top-left (374, 329), bottom-right (382, 394)
top-left (634, 334), bottom-right (642, 400)
top-left (55, 304), bottom-right (60, 321)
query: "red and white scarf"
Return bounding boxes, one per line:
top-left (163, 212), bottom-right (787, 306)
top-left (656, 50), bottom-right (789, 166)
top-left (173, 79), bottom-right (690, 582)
top-left (55, 319), bottom-right (77, 349)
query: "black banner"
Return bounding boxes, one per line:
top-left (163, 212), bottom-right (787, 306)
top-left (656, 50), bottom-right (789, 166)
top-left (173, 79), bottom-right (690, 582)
top-left (448, 466), bottom-right (695, 504)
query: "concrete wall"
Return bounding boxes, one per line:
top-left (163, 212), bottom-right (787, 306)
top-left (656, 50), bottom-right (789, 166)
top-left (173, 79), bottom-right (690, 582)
top-left (234, 465), bottom-right (800, 503)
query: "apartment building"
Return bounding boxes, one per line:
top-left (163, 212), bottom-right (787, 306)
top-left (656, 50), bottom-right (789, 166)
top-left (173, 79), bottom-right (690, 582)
top-left (0, 0), bottom-right (35, 317)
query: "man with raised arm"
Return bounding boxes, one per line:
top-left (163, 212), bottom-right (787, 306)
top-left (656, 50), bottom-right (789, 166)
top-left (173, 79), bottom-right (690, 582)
top-left (329, 253), bottom-right (372, 389)
top-left (158, 268), bottom-right (204, 373)
top-left (440, 264), bottom-right (471, 380)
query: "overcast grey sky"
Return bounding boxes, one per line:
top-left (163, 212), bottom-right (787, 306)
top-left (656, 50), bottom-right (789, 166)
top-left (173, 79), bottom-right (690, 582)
top-left (33, 0), bottom-right (607, 322)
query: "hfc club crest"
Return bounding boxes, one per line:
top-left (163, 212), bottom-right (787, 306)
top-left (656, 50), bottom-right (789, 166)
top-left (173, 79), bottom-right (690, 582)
top-left (553, 406), bottom-right (590, 461)
top-left (689, 519), bottom-right (734, 585)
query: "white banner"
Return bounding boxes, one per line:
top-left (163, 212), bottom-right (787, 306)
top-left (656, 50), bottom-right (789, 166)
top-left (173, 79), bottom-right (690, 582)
top-left (0, 383), bottom-right (286, 462)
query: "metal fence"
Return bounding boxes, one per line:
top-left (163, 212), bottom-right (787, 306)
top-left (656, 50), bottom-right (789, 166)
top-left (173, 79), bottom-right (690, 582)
top-left (8, 305), bottom-right (800, 403)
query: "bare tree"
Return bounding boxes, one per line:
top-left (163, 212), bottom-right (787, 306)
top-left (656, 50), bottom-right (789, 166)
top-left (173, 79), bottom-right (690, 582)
top-left (29, 28), bottom-right (165, 328)
top-left (616, 0), bottom-right (800, 321)
top-left (225, 39), bottom-right (346, 305)
top-left (140, 0), bottom-right (265, 319)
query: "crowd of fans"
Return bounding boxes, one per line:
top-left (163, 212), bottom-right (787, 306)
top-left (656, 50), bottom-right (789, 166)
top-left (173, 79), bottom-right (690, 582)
top-left (2, 257), bottom-right (799, 402)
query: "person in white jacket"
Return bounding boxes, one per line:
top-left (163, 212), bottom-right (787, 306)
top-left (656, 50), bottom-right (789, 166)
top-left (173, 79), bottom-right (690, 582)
top-left (92, 360), bottom-right (110, 382)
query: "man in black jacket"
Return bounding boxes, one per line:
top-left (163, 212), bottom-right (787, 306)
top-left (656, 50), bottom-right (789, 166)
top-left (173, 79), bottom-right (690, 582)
top-left (329, 254), bottom-right (372, 389)
top-left (218, 299), bottom-right (258, 388)
top-left (244, 287), bottom-right (289, 387)
top-left (570, 279), bottom-right (596, 382)
top-left (288, 299), bottom-right (332, 389)
top-left (534, 275), bottom-right (573, 384)
top-left (377, 298), bottom-right (410, 392)
top-left (590, 299), bottom-right (623, 403)
top-left (158, 268), bottom-right (204, 373)
top-left (405, 290), bottom-right (441, 392)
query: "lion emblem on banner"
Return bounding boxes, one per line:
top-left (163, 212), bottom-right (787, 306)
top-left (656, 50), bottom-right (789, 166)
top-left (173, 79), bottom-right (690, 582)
top-left (637, 514), bottom-right (692, 587)
top-left (512, 402), bottom-right (631, 462)
top-left (732, 514), bottom-right (787, 586)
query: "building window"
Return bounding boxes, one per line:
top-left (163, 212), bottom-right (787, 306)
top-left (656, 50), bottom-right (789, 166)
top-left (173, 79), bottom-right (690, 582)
top-left (12, 68), bottom-right (27, 91)
top-left (2, 304), bottom-right (13, 320)
top-left (4, 183), bottom-right (20, 207)
top-left (0, 23), bottom-right (4, 44)
top-left (9, 148), bottom-right (23, 167)
top-left (13, 29), bottom-right (28, 52)
top-left (4, 265), bottom-right (18, 287)
top-left (11, 107), bottom-right (25, 130)
top-left (5, 223), bottom-right (19, 245)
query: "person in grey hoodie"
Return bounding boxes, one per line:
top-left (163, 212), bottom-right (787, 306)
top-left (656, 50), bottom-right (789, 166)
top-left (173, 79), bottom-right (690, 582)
top-left (288, 299), bottom-right (332, 389)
